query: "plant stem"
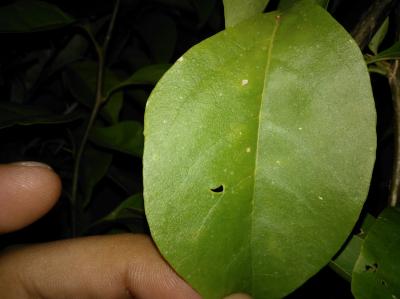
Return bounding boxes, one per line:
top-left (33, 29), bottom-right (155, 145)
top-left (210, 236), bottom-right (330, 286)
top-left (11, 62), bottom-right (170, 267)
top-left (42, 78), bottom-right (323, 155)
top-left (389, 60), bottom-right (400, 207)
top-left (70, 0), bottom-right (120, 236)
top-left (103, 1), bottom-right (120, 56)
top-left (351, 0), bottom-right (398, 50)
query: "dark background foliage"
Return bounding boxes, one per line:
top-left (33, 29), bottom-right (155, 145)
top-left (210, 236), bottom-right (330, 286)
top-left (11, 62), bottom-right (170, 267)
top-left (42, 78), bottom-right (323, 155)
top-left (0, 0), bottom-right (398, 297)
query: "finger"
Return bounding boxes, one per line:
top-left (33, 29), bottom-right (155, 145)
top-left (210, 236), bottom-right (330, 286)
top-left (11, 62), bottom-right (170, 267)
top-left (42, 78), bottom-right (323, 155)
top-left (0, 234), bottom-right (201, 299)
top-left (0, 162), bottom-right (61, 233)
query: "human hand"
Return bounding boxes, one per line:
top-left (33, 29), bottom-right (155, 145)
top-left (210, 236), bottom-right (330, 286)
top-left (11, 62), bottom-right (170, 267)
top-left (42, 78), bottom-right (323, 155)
top-left (0, 162), bottom-right (251, 299)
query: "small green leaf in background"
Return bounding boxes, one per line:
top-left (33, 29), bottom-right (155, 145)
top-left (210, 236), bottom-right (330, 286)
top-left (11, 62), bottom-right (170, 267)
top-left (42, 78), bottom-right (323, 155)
top-left (0, 0), bottom-right (74, 33)
top-left (89, 121), bottom-right (143, 157)
top-left (125, 89), bottom-right (151, 108)
top-left (368, 18), bottom-right (389, 55)
top-left (352, 208), bottom-right (400, 299)
top-left (330, 214), bottom-right (376, 282)
top-left (223, 0), bottom-right (269, 28)
top-left (48, 34), bottom-right (89, 77)
top-left (191, 0), bottom-right (218, 27)
top-left (81, 145), bottom-right (113, 208)
top-left (317, 0), bottom-right (330, 8)
top-left (136, 12), bottom-right (177, 63)
top-left (366, 41), bottom-right (400, 64)
top-left (151, 0), bottom-right (216, 27)
top-left (102, 193), bottom-right (144, 221)
top-left (153, 0), bottom-right (193, 11)
top-left (102, 95), bottom-right (123, 125)
top-left (88, 193), bottom-right (145, 234)
top-left (106, 64), bottom-right (171, 99)
top-left (144, 1), bottom-right (376, 298)
top-left (0, 102), bottom-right (82, 129)
top-left (368, 65), bottom-right (389, 76)
top-left (63, 61), bottom-right (123, 124)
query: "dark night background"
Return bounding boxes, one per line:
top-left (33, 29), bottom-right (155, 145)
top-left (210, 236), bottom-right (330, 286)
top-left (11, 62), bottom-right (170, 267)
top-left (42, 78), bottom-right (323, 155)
top-left (0, 0), bottom-right (398, 297)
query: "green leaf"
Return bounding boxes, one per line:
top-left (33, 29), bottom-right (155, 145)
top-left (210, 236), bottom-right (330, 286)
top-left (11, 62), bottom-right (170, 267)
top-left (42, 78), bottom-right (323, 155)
top-left (369, 18), bottom-right (389, 55)
top-left (153, 0), bottom-right (193, 11)
top-left (0, 0), bottom-right (73, 33)
top-left (331, 237), bottom-right (364, 282)
top-left (352, 208), bottom-right (400, 299)
top-left (191, 0), bottom-right (218, 27)
top-left (136, 12), bottom-right (177, 63)
top-left (125, 89), bottom-right (150, 108)
top-left (106, 64), bottom-right (171, 99)
top-left (366, 42), bottom-right (400, 64)
top-left (0, 102), bottom-right (82, 129)
top-left (223, 0), bottom-right (269, 28)
top-left (81, 145), bottom-right (113, 209)
top-left (368, 64), bottom-right (388, 76)
top-left (318, 0), bottom-right (330, 8)
top-left (102, 94), bottom-right (123, 125)
top-left (87, 194), bottom-right (146, 234)
top-left (330, 214), bottom-right (376, 282)
top-left (48, 34), bottom-right (89, 76)
top-left (102, 193), bottom-right (144, 221)
top-left (152, 0), bottom-right (215, 26)
top-left (64, 61), bottom-right (123, 124)
top-left (89, 121), bottom-right (143, 157)
top-left (143, 2), bottom-right (376, 298)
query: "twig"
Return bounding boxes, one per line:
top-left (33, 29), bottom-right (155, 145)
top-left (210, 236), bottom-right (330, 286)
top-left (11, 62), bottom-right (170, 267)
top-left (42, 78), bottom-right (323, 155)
top-left (351, 0), bottom-right (398, 50)
top-left (70, 0), bottom-right (120, 236)
top-left (389, 60), bottom-right (400, 207)
top-left (102, 1), bottom-right (119, 57)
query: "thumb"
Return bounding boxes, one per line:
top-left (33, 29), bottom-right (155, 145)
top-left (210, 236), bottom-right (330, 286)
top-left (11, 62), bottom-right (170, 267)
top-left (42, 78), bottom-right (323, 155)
top-left (0, 162), bottom-right (61, 234)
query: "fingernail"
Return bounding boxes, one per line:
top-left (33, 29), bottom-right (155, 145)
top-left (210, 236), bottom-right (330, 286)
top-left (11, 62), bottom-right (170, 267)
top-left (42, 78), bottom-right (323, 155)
top-left (10, 161), bottom-right (53, 170)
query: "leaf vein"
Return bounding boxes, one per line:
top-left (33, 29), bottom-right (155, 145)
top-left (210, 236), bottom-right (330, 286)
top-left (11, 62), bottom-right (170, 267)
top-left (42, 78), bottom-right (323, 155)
top-left (250, 13), bottom-right (281, 293)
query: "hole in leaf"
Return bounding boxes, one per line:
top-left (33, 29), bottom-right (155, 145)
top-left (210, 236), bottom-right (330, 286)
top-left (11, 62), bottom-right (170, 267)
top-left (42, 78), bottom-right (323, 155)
top-left (365, 263), bottom-right (378, 272)
top-left (210, 185), bottom-right (224, 193)
top-left (381, 280), bottom-right (388, 287)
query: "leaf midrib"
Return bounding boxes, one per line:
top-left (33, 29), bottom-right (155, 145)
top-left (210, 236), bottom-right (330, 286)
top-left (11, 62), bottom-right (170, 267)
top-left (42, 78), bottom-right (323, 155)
top-left (250, 13), bottom-right (281, 294)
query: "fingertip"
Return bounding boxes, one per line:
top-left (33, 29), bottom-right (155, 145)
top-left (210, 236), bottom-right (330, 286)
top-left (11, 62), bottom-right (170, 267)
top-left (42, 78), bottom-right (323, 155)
top-left (0, 162), bottom-right (61, 233)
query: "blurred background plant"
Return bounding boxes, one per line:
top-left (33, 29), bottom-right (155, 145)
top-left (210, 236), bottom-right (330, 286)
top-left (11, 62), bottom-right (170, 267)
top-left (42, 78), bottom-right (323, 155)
top-left (0, 0), bottom-right (399, 298)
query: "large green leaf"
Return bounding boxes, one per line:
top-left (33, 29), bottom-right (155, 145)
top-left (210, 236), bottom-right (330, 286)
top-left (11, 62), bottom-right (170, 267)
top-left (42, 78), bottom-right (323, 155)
top-left (0, 0), bottom-right (73, 33)
top-left (143, 1), bottom-right (376, 298)
top-left (352, 208), bottom-right (400, 299)
top-left (223, 0), bottom-right (269, 28)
